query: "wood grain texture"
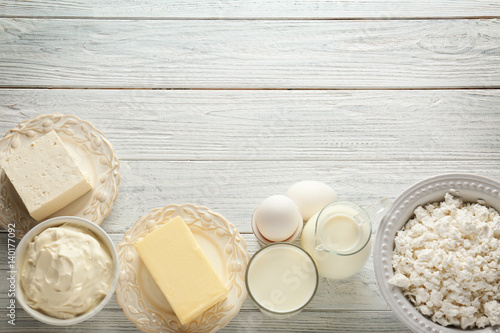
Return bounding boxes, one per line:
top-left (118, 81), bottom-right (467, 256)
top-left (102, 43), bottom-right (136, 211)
top-left (0, 0), bottom-right (499, 330)
top-left (0, 158), bottom-right (498, 234)
top-left (47, 160), bottom-right (500, 234)
top-left (1, 89), bottom-right (499, 331)
top-left (0, 308), bottom-right (412, 333)
top-left (0, 214), bottom-right (402, 332)
top-left (1, 19), bottom-right (500, 88)
top-left (0, 233), bottom-right (389, 311)
top-left (0, 0), bottom-right (499, 19)
top-left (1, 89), bottom-right (500, 162)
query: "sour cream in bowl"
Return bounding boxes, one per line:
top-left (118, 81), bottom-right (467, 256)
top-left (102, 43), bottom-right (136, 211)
top-left (15, 216), bottom-right (118, 325)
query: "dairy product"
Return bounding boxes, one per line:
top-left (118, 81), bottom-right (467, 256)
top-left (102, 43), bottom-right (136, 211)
top-left (301, 202), bottom-right (372, 279)
top-left (0, 130), bottom-right (92, 221)
top-left (134, 216), bottom-right (228, 325)
top-left (21, 223), bottom-right (113, 319)
top-left (246, 243), bottom-right (317, 314)
top-left (390, 193), bottom-right (500, 329)
top-left (321, 214), bottom-right (362, 252)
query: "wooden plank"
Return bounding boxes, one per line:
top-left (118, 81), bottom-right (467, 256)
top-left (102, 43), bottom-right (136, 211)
top-left (0, 226), bottom-right (399, 327)
top-left (0, 307), bottom-right (411, 332)
top-left (0, 159), bottom-right (499, 234)
top-left (0, 0), bottom-right (499, 19)
top-left (1, 19), bottom-right (500, 88)
top-left (0, 233), bottom-right (389, 311)
top-left (1, 89), bottom-right (500, 161)
top-left (71, 160), bottom-right (500, 233)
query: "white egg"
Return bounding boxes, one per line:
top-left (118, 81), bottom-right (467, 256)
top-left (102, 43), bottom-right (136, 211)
top-left (286, 181), bottom-right (337, 221)
top-left (252, 195), bottom-right (302, 242)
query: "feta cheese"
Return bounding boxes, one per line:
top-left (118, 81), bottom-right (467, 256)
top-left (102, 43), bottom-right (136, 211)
top-left (0, 131), bottom-right (92, 221)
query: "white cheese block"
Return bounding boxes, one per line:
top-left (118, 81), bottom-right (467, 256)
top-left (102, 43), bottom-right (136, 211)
top-left (0, 130), bottom-right (92, 221)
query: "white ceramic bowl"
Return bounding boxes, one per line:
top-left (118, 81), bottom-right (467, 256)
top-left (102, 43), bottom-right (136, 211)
top-left (15, 216), bottom-right (119, 325)
top-left (374, 173), bottom-right (500, 333)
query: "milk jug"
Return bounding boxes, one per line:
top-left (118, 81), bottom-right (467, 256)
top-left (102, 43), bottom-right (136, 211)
top-left (301, 199), bottom-right (391, 279)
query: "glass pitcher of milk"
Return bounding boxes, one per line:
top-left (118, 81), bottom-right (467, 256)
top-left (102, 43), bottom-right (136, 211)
top-left (301, 199), bottom-right (391, 279)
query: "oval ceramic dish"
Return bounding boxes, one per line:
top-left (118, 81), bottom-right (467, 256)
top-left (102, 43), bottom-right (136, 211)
top-left (0, 114), bottom-right (120, 238)
top-left (374, 173), bottom-right (500, 333)
top-left (116, 204), bottom-right (250, 333)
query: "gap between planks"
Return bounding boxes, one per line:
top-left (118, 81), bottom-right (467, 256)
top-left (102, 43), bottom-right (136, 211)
top-left (0, 16), bottom-right (500, 20)
top-left (2, 87), bottom-right (500, 90)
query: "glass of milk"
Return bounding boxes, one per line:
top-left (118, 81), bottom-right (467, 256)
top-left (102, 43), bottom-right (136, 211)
top-left (301, 199), bottom-right (391, 279)
top-left (245, 243), bottom-right (318, 318)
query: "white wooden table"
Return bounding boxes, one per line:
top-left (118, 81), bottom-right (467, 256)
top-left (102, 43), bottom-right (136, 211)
top-left (1, 1), bottom-right (500, 332)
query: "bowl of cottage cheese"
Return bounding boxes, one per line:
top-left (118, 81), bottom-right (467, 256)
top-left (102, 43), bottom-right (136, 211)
top-left (374, 174), bottom-right (500, 333)
top-left (15, 216), bottom-right (119, 325)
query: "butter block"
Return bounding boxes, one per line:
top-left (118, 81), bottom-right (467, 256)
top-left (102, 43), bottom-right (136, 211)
top-left (0, 130), bottom-right (92, 221)
top-left (135, 216), bottom-right (228, 325)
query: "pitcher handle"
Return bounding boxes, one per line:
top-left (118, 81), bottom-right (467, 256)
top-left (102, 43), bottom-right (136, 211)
top-left (364, 198), bottom-right (392, 227)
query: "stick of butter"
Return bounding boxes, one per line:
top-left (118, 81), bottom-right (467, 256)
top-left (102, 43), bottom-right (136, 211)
top-left (134, 216), bottom-right (229, 325)
top-left (0, 130), bottom-right (92, 221)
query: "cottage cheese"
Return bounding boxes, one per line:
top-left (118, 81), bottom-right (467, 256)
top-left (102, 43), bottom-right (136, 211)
top-left (390, 193), bottom-right (500, 329)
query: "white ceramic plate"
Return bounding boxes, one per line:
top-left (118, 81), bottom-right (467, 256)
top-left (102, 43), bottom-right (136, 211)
top-left (116, 204), bottom-right (250, 333)
top-left (374, 173), bottom-right (500, 333)
top-left (0, 114), bottom-right (120, 239)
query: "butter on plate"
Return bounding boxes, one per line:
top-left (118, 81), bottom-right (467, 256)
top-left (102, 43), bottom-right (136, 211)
top-left (0, 130), bottom-right (92, 221)
top-left (134, 216), bottom-right (229, 325)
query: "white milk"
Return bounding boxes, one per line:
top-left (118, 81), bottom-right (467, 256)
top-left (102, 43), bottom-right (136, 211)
top-left (301, 203), bottom-right (372, 280)
top-left (246, 244), bottom-right (318, 314)
top-left (321, 213), bottom-right (362, 252)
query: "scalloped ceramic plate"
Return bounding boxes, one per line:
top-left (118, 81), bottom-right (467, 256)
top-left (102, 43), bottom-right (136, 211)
top-left (116, 204), bottom-right (250, 333)
top-left (374, 173), bottom-right (500, 333)
top-left (0, 114), bottom-right (120, 239)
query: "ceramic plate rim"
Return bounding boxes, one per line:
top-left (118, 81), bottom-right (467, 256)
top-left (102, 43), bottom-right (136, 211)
top-left (374, 173), bottom-right (500, 333)
top-left (0, 113), bottom-right (120, 239)
top-left (116, 203), bottom-right (250, 333)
